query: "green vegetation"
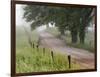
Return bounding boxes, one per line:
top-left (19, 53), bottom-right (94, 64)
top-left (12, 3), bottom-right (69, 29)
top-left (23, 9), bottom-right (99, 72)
top-left (46, 27), bottom-right (95, 52)
top-left (23, 5), bottom-right (94, 44)
top-left (16, 26), bottom-right (80, 73)
top-left (16, 4), bottom-right (95, 73)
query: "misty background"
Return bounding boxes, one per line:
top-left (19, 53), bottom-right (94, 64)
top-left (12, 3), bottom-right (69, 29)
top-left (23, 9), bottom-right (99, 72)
top-left (16, 4), bottom-right (94, 32)
top-left (16, 4), bottom-right (48, 31)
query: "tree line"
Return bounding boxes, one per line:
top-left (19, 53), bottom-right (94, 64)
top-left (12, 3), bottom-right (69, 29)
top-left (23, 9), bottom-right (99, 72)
top-left (23, 5), bottom-right (95, 44)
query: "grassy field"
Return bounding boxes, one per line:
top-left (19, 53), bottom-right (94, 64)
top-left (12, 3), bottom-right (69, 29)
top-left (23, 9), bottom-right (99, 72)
top-left (46, 27), bottom-right (95, 52)
top-left (16, 26), bottom-right (80, 73)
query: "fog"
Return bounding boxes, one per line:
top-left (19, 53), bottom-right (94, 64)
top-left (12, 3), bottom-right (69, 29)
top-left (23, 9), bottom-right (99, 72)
top-left (16, 4), bottom-right (46, 31)
top-left (16, 4), bottom-right (31, 26)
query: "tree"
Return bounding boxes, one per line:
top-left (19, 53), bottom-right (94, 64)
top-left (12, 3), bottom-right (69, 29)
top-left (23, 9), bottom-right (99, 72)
top-left (78, 8), bottom-right (93, 44)
top-left (23, 5), bottom-right (94, 44)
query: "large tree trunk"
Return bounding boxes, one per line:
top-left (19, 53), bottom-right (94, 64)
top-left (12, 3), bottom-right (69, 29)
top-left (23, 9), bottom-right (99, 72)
top-left (79, 25), bottom-right (86, 44)
top-left (71, 30), bottom-right (78, 43)
top-left (79, 30), bottom-right (85, 44)
top-left (79, 19), bottom-right (87, 44)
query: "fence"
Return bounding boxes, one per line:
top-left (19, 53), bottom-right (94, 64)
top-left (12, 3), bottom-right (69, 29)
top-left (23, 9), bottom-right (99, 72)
top-left (29, 40), bottom-right (72, 69)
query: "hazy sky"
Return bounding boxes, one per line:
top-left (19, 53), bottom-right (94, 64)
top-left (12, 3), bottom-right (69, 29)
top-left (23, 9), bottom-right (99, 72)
top-left (15, 4), bottom-right (55, 32)
top-left (16, 4), bottom-right (30, 26)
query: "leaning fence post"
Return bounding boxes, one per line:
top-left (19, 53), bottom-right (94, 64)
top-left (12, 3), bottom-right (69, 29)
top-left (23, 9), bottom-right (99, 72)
top-left (51, 51), bottom-right (54, 62)
top-left (32, 42), bottom-right (34, 48)
top-left (68, 55), bottom-right (71, 69)
top-left (36, 45), bottom-right (39, 51)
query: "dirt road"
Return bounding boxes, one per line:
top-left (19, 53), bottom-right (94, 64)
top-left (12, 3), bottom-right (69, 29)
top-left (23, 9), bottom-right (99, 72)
top-left (38, 31), bottom-right (95, 69)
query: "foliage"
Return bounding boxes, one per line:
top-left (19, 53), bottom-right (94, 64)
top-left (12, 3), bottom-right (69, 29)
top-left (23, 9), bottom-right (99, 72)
top-left (23, 5), bottom-right (94, 44)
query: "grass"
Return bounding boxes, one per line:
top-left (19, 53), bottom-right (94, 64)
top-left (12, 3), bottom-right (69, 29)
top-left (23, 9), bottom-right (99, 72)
top-left (16, 26), bottom-right (80, 73)
top-left (16, 47), bottom-right (80, 73)
top-left (46, 27), bottom-right (95, 52)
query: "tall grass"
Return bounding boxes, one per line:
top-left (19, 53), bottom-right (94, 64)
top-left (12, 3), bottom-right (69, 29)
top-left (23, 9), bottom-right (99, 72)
top-left (16, 26), bottom-right (80, 73)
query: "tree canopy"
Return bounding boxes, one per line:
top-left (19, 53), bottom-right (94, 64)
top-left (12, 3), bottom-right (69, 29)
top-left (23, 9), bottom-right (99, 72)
top-left (23, 5), bottom-right (94, 44)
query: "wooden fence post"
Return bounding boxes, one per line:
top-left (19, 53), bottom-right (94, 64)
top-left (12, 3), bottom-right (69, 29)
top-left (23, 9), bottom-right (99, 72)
top-left (32, 42), bottom-right (34, 48)
top-left (68, 55), bottom-right (71, 69)
top-left (36, 45), bottom-right (39, 51)
top-left (51, 51), bottom-right (54, 62)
